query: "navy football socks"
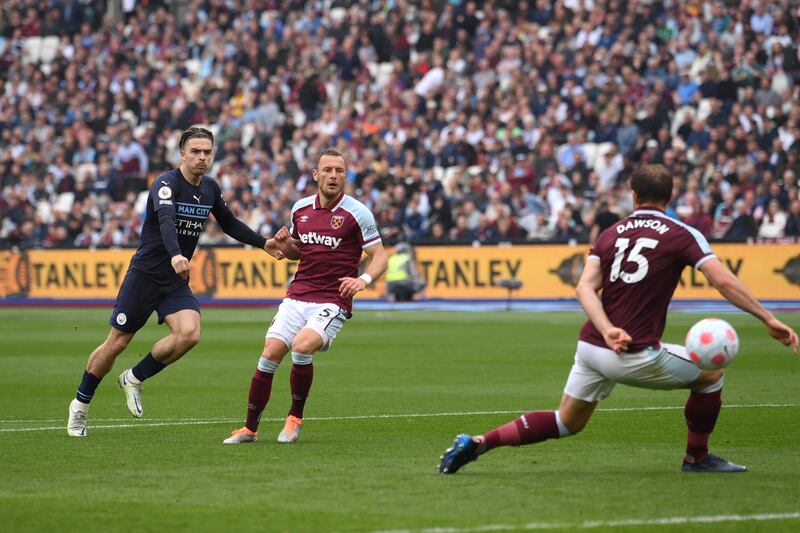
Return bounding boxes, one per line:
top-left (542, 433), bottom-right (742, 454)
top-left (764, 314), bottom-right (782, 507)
top-left (76, 370), bottom-right (101, 403)
top-left (131, 353), bottom-right (167, 382)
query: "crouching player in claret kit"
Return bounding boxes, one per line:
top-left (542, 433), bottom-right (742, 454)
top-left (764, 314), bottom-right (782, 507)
top-left (439, 164), bottom-right (798, 474)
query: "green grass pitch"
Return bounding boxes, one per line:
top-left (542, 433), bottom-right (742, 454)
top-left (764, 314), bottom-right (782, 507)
top-left (0, 307), bottom-right (798, 532)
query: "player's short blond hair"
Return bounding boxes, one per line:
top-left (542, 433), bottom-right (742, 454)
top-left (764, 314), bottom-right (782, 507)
top-left (315, 149), bottom-right (346, 170)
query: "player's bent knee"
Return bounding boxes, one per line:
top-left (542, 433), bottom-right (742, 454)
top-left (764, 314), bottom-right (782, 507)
top-left (291, 336), bottom-right (323, 355)
top-left (106, 332), bottom-right (133, 355)
top-left (692, 369), bottom-right (724, 393)
top-left (691, 369), bottom-right (724, 392)
top-left (182, 329), bottom-right (201, 349)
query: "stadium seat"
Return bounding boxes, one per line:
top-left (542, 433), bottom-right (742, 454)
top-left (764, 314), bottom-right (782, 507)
top-left (39, 36), bottom-right (60, 65)
top-left (670, 105), bottom-right (696, 137)
top-left (375, 62), bottom-right (394, 88)
top-left (22, 36), bottom-right (42, 65)
top-left (241, 123), bottom-right (256, 148)
top-left (582, 143), bottom-right (599, 169)
top-left (184, 58), bottom-right (201, 76)
top-left (134, 191), bottom-right (149, 215)
top-left (75, 163), bottom-right (98, 182)
top-left (591, 143), bottom-right (615, 168)
top-left (53, 192), bottom-right (75, 214)
top-left (36, 200), bottom-right (53, 224)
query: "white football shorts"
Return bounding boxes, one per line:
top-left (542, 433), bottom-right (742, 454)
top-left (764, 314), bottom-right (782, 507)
top-left (564, 340), bottom-right (702, 402)
top-left (266, 298), bottom-right (349, 352)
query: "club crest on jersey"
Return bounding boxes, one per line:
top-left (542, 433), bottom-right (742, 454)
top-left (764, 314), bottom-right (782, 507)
top-left (330, 215), bottom-right (345, 229)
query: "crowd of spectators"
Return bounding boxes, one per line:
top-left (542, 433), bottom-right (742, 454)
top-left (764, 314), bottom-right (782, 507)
top-left (1, 0), bottom-right (800, 250)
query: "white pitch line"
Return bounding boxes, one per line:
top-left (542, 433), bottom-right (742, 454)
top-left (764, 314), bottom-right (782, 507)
top-left (0, 403), bottom-right (797, 434)
top-left (372, 512), bottom-right (800, 533)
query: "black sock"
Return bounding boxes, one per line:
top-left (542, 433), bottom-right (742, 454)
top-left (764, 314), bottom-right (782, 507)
top-left (76, 370), bottom-right (102, 403)
top-left (131, 353), bottom-right (167, 382)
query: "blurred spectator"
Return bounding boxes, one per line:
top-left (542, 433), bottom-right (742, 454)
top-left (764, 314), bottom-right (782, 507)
top-left (713, 190), bottom-right (737, 239)
top-left (112, 126), bottom-right (149, 195)
top-left (758, 199), bottom-right (787, 239)
top-left (1, 0), bottom-right (799, 251)
top-left (725, 200), bottom-right (758, 240)
top-left (785, 200), bottom-right (800, 237)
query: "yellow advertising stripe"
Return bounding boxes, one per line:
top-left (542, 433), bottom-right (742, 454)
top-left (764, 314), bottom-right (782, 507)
top-left (1, 244), bottom-right (798, 301)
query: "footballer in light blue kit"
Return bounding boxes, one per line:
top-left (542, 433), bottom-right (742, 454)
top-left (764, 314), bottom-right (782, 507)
top-left (67, 127), bottom-right (285, 437)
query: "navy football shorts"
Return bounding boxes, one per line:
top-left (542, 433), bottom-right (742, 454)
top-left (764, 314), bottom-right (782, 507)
top-left (109, 268), bottom-right (200, 333)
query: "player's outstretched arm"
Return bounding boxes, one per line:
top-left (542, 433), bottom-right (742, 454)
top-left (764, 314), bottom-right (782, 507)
top-left (338, 242), bottom-right (388, 298)
top-left (701, 258), bottom-right (798, 352)
top-left (576, 258), bottom-right (632, 353)
top-left (213, 210), bottom-right (268, 250)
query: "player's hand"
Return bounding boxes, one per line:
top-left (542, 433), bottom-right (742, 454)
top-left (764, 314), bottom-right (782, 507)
top-left (264, 239), bottom-right (285, 260)
top-left (171, 254), bottom-right (190, 279)
top-left (274, 226), bottom-right (291, 242)
top-left (338, 276), bottom-right (367, 298)
top-left (603, 327), bottom-right (632, 354)
top-left (765, 317), bottom-right (799, 353)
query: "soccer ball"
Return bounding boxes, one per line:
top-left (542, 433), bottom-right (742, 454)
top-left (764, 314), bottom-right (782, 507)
top-left (685, 318), bottom-right (739, 370)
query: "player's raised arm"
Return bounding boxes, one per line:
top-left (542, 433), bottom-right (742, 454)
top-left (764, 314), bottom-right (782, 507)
top-left (338, 242), bottom-right (388, 298)
top-left (700, 258), bottom-right (798, 352)
top-left (575, 257), bottom-right (631, 353)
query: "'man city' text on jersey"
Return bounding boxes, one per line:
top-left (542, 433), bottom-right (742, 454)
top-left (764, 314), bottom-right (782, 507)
top-left (176, 203), bottom-right (211, 218)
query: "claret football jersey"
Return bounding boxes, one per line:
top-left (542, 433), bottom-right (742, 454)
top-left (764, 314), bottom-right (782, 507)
top-left (579, 208), bottom-right (715, 352)
top-left (287, 192), bottom-right (381, 312)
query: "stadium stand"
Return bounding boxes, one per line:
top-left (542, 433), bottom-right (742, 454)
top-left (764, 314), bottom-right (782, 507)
top-left (1, 0), bottom-right (799, 249)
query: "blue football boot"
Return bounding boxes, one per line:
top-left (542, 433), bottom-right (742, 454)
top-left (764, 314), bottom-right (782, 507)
top-left (681, 453), bottom-right (747, 473)
top-left (439, 434), bottom-right (479, 474)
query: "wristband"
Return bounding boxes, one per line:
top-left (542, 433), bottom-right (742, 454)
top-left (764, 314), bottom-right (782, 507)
top-left (358, 273), bottom-right (373, 285)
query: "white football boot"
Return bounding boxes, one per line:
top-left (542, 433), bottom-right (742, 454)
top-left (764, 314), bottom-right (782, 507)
top-left (277, 415), bottom-right (303, 443)
top-left (117, 369), bottom-right (143, 417)
top-left (67, 398), bottom-right (90, 437)
top-left (223, 427), bottom-right (258, 444)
